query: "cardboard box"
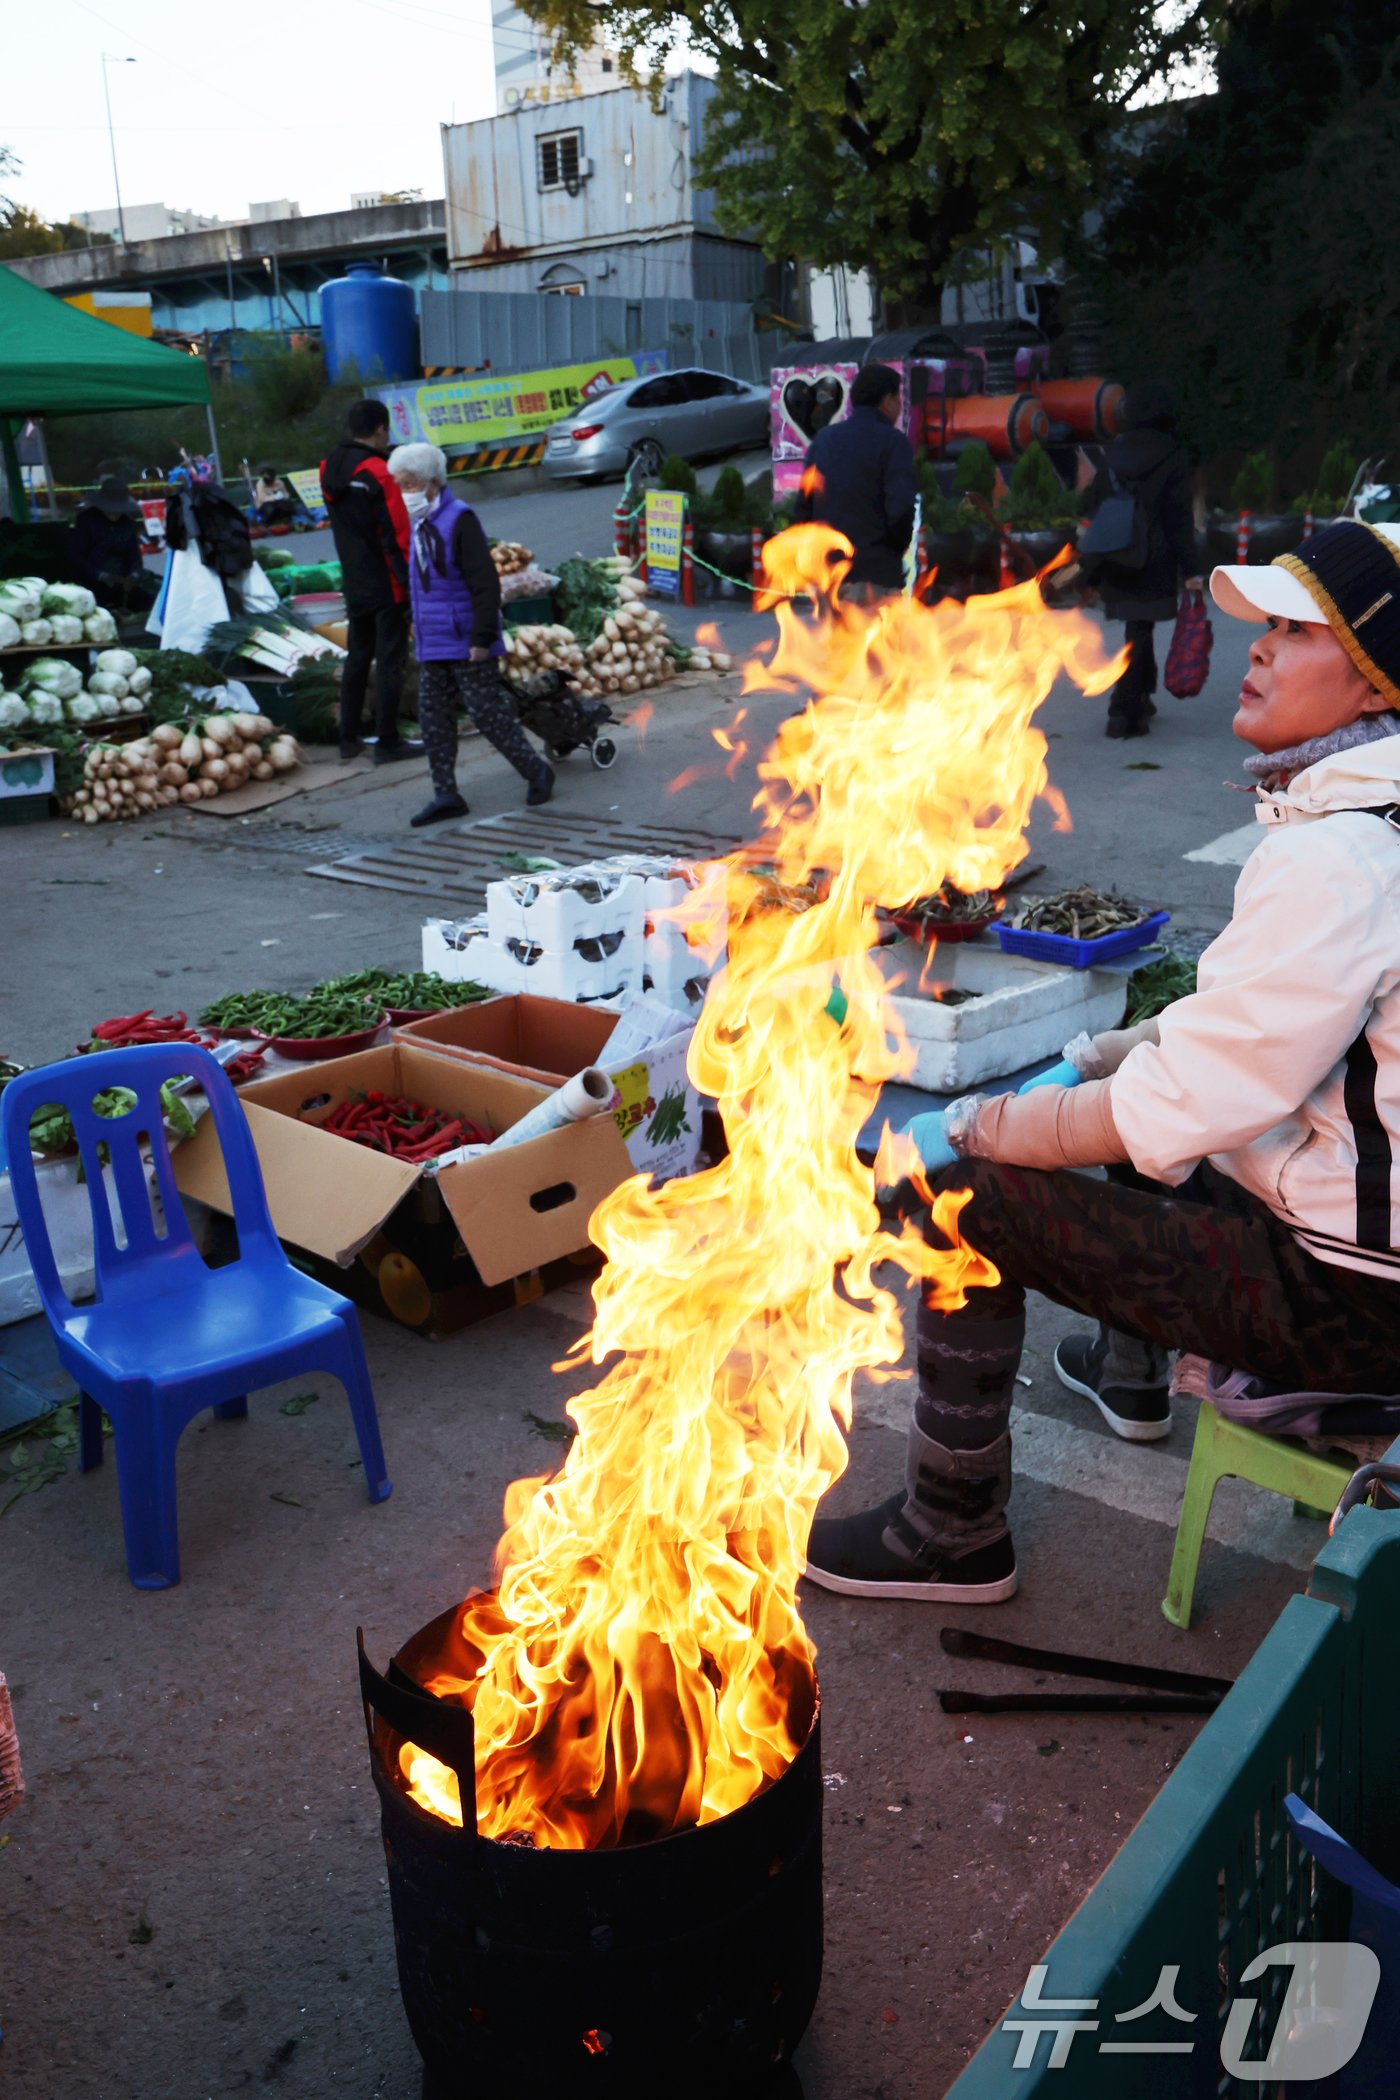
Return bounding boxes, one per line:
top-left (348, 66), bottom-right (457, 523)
top-left (395, 995), bottom-right (703, 1183)
top-left (171, 1044), bottom-right (631, 1336)
top-left (396, 995), bottom-right (619, 1088)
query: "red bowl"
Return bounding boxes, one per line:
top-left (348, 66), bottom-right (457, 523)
top-left (263, 1018), bottom-right (386, 1061)
top-left (384, 1006), bottom-right (437, 1026)
top-left (892, 906), bottom-right (1001, 944)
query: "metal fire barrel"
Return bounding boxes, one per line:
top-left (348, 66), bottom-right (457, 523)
top-left (931, 392), bottom-right (1049, 461)
top-left (359, 1609), bottom-right (823, 2099)
top-left (1036, 378), bottom-right (1124, 443)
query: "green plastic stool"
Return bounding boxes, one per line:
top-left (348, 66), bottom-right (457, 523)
top-left (1162, 1401), bottom-right (1353, 1629)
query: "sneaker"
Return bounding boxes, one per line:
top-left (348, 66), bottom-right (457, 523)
top-left (803, 1491), bottom-right (1017, 1604)
top-left (1054, 1332), bottom-right (1171, 1442)
top-left (373, 739), bottom-right (425, 767)
top-left (410, 794), bottom-right (469, 828)
top-left (526, 763), bottom-right (555, 807)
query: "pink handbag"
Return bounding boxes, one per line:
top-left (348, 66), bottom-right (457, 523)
top-left (1164, 590), bottom-right (1213, 698)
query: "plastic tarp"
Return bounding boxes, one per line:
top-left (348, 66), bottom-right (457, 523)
top-left (0, 265), bottom-right (211, 417)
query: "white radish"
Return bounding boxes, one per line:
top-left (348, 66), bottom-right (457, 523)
top-left (179, 734), bottom-right (202, 769)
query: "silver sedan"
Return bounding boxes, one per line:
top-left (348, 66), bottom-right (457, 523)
top-left (543, 367), bottom-right (770, 483)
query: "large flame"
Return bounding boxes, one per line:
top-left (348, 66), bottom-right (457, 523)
top-left (400, 528), bottom-right (1122, 1846)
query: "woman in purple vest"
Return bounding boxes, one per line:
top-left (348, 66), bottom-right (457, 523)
top-left (388, 442), bottom-right (554, 827)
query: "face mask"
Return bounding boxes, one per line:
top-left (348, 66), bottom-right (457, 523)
top-left (402, 489), bottom-right (431, 522)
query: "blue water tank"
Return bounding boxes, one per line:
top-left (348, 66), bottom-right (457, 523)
top-left (319, 263), bottom-right (418, 384)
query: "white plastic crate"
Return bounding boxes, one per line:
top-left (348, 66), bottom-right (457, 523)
top-left (860, 937), bottom-right (1128, 1093)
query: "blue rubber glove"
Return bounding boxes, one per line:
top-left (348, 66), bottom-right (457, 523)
top-left (902, 1110), bottom-right (956, 1176)
top-left (1018, 1057), bottom-right (1082, 1095)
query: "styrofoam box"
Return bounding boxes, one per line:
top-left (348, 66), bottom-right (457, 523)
top-left (861, 938), bottom-right (1128, 1093)
top-left (422, 915), bottom-right (491, 982)
top-left (486, 870), bottom-right (646, 949)
top-left (0, 747), bottom-right (55, 802)
top-left (643, 937), bottom-right (714, 1015)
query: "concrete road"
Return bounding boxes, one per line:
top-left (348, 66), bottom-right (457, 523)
top-left (0, 570), bottom-right (1319, 2100)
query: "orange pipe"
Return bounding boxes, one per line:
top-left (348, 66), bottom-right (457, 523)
top-left (1037, 378), bottom-right (1125, 442)
top-left (924, 393), bottom-right (1048, 461)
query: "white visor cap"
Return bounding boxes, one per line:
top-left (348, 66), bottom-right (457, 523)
top-left (1210, 522), bottom-right (1400, 624)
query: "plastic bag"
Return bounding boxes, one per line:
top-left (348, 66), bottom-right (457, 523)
top-left (147, 546), bottom-right (230, 653)
top-left (1164, 590), bottom-right (1213, 698)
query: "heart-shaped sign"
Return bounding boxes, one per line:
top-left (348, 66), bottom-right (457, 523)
top-left (782, 378), bottom-right (816, 439)
top-left (782, 371), bottom-right (851, 442)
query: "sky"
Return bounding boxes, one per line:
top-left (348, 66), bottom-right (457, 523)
top-left (1, 0), bottom-right (518, 227)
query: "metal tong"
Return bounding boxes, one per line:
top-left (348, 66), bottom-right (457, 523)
top-left (937, 1628), bottom-right (1234, 1716)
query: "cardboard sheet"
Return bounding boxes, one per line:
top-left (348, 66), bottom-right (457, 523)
top-left (188, 753), bottom-right (369, 817)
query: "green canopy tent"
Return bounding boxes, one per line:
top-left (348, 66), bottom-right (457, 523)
top-left (0, 264), bottom-right (215, 521)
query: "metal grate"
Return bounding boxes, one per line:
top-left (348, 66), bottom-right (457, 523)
top-left (305, 810), bottom-right (743, 901)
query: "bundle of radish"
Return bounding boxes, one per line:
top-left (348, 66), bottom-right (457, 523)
top-left (61, 712), bottom-right (303, 822)
top-left (490, 541), bottom-right (533, 576)
top-left (577, 597), bottom-right (692, 697)
top-left (501, 622), bottom-right (590, 698)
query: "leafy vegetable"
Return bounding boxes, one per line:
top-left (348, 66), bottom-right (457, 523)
top-left (0, 581), bottom-right (38, 623)
top-left (21, 657), bottom-right (83, 702)
top-left (40, 583), bottom-right (97, 619)
top-left (20, 618), bottom-right (53, 647)
top-left (0, 694), bottom-right (29, 729)
top-left (95, 649), bottom-right (139, 678)
top-left (48, 615), bottom-right (85, 645)
top-left (82, 609), bottom-right (118, 644)
top-left (552, 557), bottom-right (619, 646)
top-left (0, 613), bottom-right (19, 649)
top-left (1124, 949), bottom-right (1198, 1026)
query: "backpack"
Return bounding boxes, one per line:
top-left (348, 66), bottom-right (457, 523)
top-left (1078, 468), bottom-right (1150, 569)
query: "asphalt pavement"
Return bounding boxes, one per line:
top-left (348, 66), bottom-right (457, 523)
top-left (0, 494), bottom-right (1316, 2100)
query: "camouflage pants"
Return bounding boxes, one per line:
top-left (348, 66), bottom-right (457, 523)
top-left (418, 659), bottom-right (542, 800)
top-left (912, 1156), bottom-right (1400, 1443)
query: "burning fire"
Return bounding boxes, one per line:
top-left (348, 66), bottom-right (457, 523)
top-left (400, 530), bottom-right (1122, 1847)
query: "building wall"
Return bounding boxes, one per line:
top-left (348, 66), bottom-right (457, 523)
top-left (456, 233), bottom-right (768, 306)
top-left (443, 73), bottom-right (728, 272)
top-left (71, 202), bottom-right (224, 242)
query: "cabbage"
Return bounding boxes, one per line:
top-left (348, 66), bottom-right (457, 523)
top-left (49, 614), bottom-right (85, 644)
top-left (64, 694), bottom-right (101, 724)
top-left (119, 695), bottom-right (146, 715)
top-left (95, 648), bottom-right (139, 678)
top-left (87, 671), bottom-right (130, 700)
top-left (83, 609), bottom-right (118, 643)
top-left (21, 657), bottom-right (84, 702)
top-left (0, 581), bottom-right (39, 622)
top-left (20, 618), bottom-right (53, 646)
top-left (25, 691), bottom-right (63, 725)
top-left (41, 582), bottom-right (97, 619)
top-left (0, 693), bottom-right (30, 730)
top-left (127, 666), bottom-right (152, 697)
top-left (0, 613), bottom-right (18, 650)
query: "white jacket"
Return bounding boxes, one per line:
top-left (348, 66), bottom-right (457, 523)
top-left (1111, 735), bottom-right (1400, 1281)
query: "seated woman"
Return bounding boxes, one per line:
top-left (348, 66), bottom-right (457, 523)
top-left (805, 518), bottom-right (1400, 1604)
top-left (69, 476), bottom-right (158, 611)
top-left (252, 465), bottom-right (296, 527)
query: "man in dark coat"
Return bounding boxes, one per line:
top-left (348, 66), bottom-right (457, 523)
top-left (320, 399), bottom-right (421, 765)
top-left (1081, 381), bottom-right (1203, 738)
top-left (794, 363), bottom-right (918, 593)
top-left (69, 477), bottom-right (157, 610)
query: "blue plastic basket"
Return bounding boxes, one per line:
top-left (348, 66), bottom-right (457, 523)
top-left (996, 909), bottom-right (1170, 970)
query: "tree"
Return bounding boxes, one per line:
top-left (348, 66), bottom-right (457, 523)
top-left (523, 0), bottom-right (1227, 318)
top-left (0, 204), bottom-right (115, 260)
top-left (1085, 0), bottom-right (1400, 473)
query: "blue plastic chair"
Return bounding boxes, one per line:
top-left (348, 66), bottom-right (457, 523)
top-left (1, 1042), bottom-right (391, 1588)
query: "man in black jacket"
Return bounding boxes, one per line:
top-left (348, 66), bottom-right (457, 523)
top-left (320, 400), bottom-right (421, 764)
top-left (794, 364), bottom-right (918, 594)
